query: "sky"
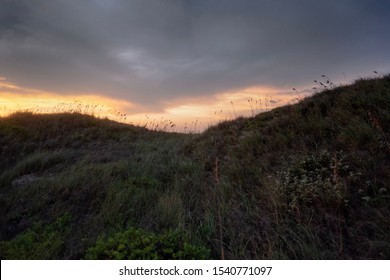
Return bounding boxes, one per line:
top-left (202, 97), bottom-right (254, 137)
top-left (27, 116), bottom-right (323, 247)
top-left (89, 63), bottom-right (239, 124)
top-left (1, 0), bottom-right (390, 131)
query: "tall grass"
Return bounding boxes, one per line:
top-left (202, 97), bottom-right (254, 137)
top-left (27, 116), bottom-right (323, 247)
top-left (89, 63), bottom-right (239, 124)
top-left (1, 74), bottom-right (390, 259)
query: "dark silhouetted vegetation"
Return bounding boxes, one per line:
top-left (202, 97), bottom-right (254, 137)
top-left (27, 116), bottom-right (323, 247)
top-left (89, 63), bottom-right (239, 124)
top-left (1, 75), bottom-right (389, 259)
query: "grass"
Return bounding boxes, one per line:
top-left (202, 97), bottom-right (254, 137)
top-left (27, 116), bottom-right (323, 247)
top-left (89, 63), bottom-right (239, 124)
top-left (1, 75), bottom-right (390, 259)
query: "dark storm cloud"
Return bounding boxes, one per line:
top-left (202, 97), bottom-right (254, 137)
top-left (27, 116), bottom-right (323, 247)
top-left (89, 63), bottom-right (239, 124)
top-left (1, 0), bottom-right (390, 109)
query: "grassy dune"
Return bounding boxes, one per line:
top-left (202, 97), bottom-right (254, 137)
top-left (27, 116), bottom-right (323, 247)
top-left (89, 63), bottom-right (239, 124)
top-left (1, 75), bottom-right (389, 259)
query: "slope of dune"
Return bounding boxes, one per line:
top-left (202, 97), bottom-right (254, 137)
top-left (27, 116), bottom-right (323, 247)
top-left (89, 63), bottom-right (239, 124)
top-left (1, 75), bottom-right (389, 259)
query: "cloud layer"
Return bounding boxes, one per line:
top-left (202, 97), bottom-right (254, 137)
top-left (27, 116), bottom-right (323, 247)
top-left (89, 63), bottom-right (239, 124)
top-left (1, 0), bottom-right (390, 111)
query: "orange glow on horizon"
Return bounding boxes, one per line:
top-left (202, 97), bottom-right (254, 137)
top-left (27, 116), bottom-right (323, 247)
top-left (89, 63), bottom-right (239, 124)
top-left (158, 85), bottom-right (295, 131)
top-left (1, 78), bottom-right (298, 132)
top-left (0, 79), bottom-right (134, 122)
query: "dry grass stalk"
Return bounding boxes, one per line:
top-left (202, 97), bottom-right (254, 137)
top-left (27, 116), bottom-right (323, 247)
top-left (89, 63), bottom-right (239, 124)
top-left (368, 111), bottom-right (390, 153)
top-left (214, 157), bottom-right (225, 260)
top-left (330, 152), bottom-right (344, 256)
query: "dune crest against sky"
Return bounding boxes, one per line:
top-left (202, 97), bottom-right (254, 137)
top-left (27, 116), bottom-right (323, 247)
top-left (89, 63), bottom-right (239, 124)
top-left (0, 77), bottom-right (293, 131)
top-left (1, 0), bottom-right (390, 130)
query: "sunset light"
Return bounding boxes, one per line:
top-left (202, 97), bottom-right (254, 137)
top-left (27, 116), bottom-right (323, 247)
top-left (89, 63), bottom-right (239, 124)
top-left (0, 78), bottom-right (133, 121)
top-left (1, 0), bottom-right (389, 132)
top-left (2, 0), bottom-right (390, 270)
top-left (1, 77), bottom-right (298, 132)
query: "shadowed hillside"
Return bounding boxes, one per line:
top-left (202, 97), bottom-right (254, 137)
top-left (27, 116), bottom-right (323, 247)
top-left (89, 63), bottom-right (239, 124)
top-left (1, 75), bottom-right (389, 259)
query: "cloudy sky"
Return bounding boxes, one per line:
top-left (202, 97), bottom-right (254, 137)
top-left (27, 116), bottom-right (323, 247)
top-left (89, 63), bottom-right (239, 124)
top-left (1, 0), bottom-right (390, 130)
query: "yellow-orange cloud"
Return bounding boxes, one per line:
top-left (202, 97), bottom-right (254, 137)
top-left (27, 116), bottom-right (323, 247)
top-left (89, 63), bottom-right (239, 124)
top-left (0, 79), bottom-right (134, 122)
top-left (1, 77), bottom-right (298, 132)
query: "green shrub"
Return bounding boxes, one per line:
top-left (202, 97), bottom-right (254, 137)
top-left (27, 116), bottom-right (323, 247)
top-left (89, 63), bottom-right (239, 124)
top-left (0, 215), bottom-right (70, 259)
top-left (85, 227), bottom-right (210, 260)
top-left (278, 151), bottom-right (348, 214)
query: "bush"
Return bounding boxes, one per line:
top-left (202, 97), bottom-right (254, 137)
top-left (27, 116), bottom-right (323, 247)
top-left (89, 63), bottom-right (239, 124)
top-left (85, 227), bottom-right (210, 260)
top-left (0, 215), bottom-right (70, 259)
top-left (278, 151), bottom-right (349, 215)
